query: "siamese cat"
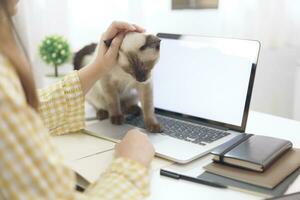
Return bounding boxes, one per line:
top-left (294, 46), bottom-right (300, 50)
top-left (73, 32), bottom-right (162, 133)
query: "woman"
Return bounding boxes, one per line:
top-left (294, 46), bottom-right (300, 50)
top-left (0, 0), bottom-right (155, 199)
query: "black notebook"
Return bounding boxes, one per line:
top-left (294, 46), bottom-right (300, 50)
top-left (210, 134), bottom-right (292, 172)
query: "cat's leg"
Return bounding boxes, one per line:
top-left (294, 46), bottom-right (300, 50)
top-left (86, 82), bottom-right (109, 120)
top-left (121, 89), bottom-right (141, 116)
top-left (102, 81), bottom-right (124, 125)
top-left (137, 82), bottom-right (162, 133)
top-left (96, 109), bottom-right (109, 120)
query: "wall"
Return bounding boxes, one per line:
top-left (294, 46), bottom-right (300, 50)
top-left (67, 0), bottom-right (130, 50)
top-left (293, 65), bottom-right (300, 120)
top-left (15, 0), bottom-right (70, 87)
top-left (251, 47), bottom-right (299, 119)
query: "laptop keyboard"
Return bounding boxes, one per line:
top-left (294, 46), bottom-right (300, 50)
top-left (125, 114), bottom-right (230, 145)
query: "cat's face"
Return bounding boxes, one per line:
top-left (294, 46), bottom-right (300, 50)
top-left (118, 32), bottom-right (161, 83)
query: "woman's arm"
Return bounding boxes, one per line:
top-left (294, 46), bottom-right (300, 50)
top-left (39, 22), bottom-right (145, 135)
top-left (0, 67), bottom-right (154, 199)
top-left (38, 71), bottom-right (85, 135)
top-left (0, 100), bottom-right (151, 199)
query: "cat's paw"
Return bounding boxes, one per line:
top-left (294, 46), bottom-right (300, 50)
top-left (145, 121), bottom-right (163, 133)
top-left (110, 114), bottom-right (124, 125)
top-left (125, 105), bottom-right (142, 116)
top-left (96, 109), bottom-right (109, 120)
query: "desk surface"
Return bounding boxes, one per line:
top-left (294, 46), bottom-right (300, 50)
top-left (52, 111), bottom-right (300, 200)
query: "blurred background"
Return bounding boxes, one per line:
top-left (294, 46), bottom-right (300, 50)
top-left (15, 0), bottom-right (300, 121)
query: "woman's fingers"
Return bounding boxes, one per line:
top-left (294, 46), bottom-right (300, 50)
top-left (115, 129), bottom-right (155, 167)
top-left (103, 21), bottom-right (136, 40)
top-left (97, 33), bottom-right (108, 53)
top-left (90, 21), bottom-right (145, 77)
top-left (132, 24), bottom-right (146, 33)
top-left (103, 21), bottom-right (146, 41)
top-left (106, 32), bottom-right (125, 58)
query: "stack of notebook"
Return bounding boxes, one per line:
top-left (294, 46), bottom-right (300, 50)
top-left (199, 134), bottom-right (300, 197)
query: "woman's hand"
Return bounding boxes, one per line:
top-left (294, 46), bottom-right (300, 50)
top-left (78, 21), bottom-right (145, 95)
top-left (92, 21), bottom-right (145, 74)
top-left (115, 129), bottom-right (155, 168)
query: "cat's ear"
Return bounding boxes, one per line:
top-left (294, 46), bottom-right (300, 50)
top-left (140, 35), bottom-right (161, 51)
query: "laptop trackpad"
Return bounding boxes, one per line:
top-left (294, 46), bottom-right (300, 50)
top-left (85, 120), bottom-right (132, 142)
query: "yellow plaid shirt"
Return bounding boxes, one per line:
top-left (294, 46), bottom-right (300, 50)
top-left (0, 54), bottom-right (150, 200)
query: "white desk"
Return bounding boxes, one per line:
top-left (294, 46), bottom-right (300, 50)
top-left (52, 111), bottom-right (300, 200)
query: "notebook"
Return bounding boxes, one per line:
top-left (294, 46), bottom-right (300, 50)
top-left (198, 168), bottom-right (300, 197)
top-left (211, 134), bottom-right (292, 172)
top-left (205, 149), bottom-right (300, 189)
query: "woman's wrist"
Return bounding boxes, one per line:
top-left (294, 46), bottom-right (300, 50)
top-left (88, 61), bottom-right (107, 79)
top-left (78, 61), bottom-right (107, 95)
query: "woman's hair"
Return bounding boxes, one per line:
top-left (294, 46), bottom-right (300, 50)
top-left (0, 0), bottom-right (39, 110)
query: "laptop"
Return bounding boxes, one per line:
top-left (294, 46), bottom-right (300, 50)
top-left (85, 33), bottom-right (261, 164)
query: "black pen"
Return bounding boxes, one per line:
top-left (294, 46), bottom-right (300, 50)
top-left (104, 38), bottom-right (113, 47)
top-left (160, 169), bottom-right (227, 189)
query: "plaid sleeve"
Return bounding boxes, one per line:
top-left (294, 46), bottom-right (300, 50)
top-left (0, 65), bottom-right (77, 199)
top-left (38, 71), bottom-right (85, 135)
top-left (1, 57), bottom-right (150, 200)
top-left (84, 158), bottom-right (150, 200)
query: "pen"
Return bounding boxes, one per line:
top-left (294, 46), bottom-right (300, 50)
top-left (104, 38), bottom-right (113, 47)
top-left (160, 169), bottom-right (227, 189)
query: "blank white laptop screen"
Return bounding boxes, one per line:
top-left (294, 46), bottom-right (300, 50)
top-left (153, 35), bottom-right (260, 127)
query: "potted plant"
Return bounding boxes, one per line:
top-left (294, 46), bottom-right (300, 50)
top-left (39, 35), bottom-right (71, 77)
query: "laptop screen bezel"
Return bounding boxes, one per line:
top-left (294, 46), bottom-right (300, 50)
top-left (155, 33), bottom-right (261, 132)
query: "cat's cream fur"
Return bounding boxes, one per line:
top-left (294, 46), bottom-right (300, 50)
top-left (82, 32), bottom-right (162, 132)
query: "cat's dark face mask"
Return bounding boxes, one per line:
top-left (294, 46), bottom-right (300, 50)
top-left (120, 34), bottom-right (161, 83)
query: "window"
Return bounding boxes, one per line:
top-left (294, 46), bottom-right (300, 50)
top-left (172, 0), bottom-right (219, 10)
